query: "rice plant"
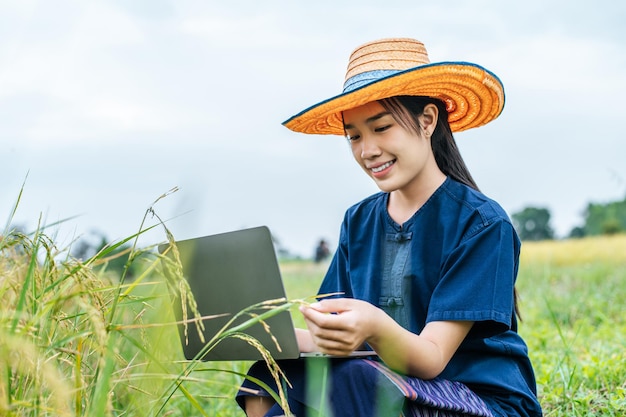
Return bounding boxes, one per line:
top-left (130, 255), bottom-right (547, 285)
top-left (0, 188), bottom-right (299, 416)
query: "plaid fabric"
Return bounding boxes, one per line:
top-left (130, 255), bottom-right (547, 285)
top-left (364, 360), bottom-right (494, 417)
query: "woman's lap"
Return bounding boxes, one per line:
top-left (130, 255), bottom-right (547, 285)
top-left (236, 358), bottom-right (494, 417)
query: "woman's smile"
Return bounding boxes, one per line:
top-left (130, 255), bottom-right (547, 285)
top-left (370, 159), bottom-right (396, 175)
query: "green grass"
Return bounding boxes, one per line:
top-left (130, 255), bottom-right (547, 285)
top-left (2, 210), bottom-right (625, 416)
top-left (516, 236), bottom-right (626, 416)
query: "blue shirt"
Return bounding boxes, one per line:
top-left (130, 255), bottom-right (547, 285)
top-left (319, 178), bottom-right (542, 417)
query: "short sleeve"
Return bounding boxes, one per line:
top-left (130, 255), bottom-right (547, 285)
top-left (426, 217), bottom-right (520, 338)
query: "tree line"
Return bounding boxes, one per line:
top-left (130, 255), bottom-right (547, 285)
top-left (512, 194), bottom-right (626, 241)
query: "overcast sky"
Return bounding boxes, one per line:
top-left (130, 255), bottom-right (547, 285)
top-left (2, 1), bottom-right (625, 257)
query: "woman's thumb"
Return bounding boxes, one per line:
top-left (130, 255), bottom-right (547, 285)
top-left (310, 298), bottom-right (350, 313)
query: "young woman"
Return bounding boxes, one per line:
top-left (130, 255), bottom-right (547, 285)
top-left (237, 38), bottom-right (543, 417)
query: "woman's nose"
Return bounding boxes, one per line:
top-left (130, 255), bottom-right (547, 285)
top-left (360, 135), bottom-right (381, 159)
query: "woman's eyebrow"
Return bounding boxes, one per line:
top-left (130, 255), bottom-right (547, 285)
top-left (344, 111), bottom-right (391, 130)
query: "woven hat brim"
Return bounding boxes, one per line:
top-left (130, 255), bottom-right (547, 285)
top-left (283, 61), bottom-right (505, 135)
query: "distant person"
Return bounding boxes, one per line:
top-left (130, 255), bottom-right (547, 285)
top-left (238, 38), bottom-right (542, 417)
top-left (314, 239), bottom-right (330, 263)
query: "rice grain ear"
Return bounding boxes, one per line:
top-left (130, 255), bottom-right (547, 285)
top-left (144, 186), bottom-right (205, 342)
top-left (229, 332), bottom-right (292, 413)
top-left (0, 333), bottom-right (73, 416)
top-left (157, 241), bottom-right (205, 345)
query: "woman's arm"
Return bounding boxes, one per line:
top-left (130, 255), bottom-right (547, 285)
top-left (300, 298), bottom-right (473, 379)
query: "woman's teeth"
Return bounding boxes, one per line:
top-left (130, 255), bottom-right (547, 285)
top-left (371, 160), bottom-right (394, 173)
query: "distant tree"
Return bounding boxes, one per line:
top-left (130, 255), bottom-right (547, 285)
top-left (511, 206), bottom-right (554, 241)
top-left (568, 226), bottom-right (586, 239)
top-left (580, 197), bottom-right (626, 236)
top-left (72, 230), bottom-right (108, 261)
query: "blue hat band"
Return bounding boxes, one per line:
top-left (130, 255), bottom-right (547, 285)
top-left (343, 69), bottom-right (399, 93)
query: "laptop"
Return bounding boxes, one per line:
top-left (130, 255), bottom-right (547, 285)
top-left (158, 225), bottom-right (376, 361)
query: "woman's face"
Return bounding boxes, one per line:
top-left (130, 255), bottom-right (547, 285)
top-left (343, 101), bottom-right (438, 195)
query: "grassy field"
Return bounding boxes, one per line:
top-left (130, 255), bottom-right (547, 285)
top-left (515, 235), bottom-right (626, 415)
top-left (1, 228), bottom-right (625, 416)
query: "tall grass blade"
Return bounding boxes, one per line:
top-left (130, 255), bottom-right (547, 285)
top-left (10, 223), bottom-right (42, 333)
top-left (3, 172), bottom-right (28, 236)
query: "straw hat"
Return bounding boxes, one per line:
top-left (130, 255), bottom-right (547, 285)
top-left (282, 38), bottom-right (505, 135)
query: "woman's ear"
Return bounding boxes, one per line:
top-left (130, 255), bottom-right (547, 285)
top-left (419, 103), bottom-right (439, 137)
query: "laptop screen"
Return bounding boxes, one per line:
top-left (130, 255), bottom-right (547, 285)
top-left (158, 226), bottom-right (300, 361)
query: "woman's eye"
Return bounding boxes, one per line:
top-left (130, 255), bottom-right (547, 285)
top-left (346, 134), bottom-right (360, 142)
top-left (374, 125), bottom-right (391, 133)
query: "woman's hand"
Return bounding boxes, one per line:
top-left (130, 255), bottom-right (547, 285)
top-left (299, 297), bottom-right (474, 379)
top-left (299, 298), bottom-right (389, 356)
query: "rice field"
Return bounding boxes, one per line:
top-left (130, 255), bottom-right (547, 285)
top-left (1, 226), bottom-right (625, 416)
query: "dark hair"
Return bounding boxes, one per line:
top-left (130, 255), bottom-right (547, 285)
top-left (379, 96), bottom-right (522, 320)
top-left (379, 95), bottom-right (479, 191)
